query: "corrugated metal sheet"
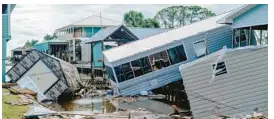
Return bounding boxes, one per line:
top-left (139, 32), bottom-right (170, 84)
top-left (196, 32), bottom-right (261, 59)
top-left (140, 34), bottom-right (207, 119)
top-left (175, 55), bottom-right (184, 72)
top-left (179, 46), bottom-right (268, 118)
top-left (103, 12), bottom-right (231, 64)
top-left (233, 4), bottom-right (268, 28)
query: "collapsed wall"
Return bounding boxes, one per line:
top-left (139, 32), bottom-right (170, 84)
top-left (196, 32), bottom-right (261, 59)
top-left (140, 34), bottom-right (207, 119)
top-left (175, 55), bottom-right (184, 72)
top-left (6, 49), bottom-right (81, 100)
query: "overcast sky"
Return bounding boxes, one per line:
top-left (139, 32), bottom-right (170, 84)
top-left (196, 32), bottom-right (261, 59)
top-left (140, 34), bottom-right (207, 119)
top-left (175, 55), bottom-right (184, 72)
top-left (8, 4), bottom-right (242, 56)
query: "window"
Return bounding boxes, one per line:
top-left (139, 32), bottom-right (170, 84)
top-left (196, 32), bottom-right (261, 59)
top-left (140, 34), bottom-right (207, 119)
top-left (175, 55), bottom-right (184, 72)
top-left (131, 56), bottom-right (152, 77)
top-left (167, 45), bottom-right (187, 64)
top-left (2, 4), bottom-right (8, 14)
top-left (131, 59), bottom-right (143, 77)
top-left (114, 63), bottom-right (134, 83)
top-left (140, 57), bottom-right (152, 74)
top-left (193, 40), bottom-right (207, 57)
top-left (106, 66), bottom-right (116, 82)
top-left (234, 29), bottom-right (249, 47)
top-left (149, 51), bottom-right (170, 71)
top-left (253, 29), bottom-right (268, 45)
top-left (212, 61), bottom-right (227, 76)
top-left (111, 45), bottom-right (187, 83)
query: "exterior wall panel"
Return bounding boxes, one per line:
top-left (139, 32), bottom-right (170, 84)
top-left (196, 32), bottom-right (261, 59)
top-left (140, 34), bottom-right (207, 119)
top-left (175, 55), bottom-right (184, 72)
top-left (233, 4), bottom-right (268, 28)
top-left (180, 47), bottom-right (268, 118)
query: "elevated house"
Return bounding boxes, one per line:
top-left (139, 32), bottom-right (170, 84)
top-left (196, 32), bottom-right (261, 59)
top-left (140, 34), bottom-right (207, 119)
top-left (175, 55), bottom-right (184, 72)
top-left (2, 4), bottom-right (16, 82)
top-left (103, 12), bottom-right (233, 95)
top-left (54, 15), bottom-right (123, 63)
top-left (6, 50), bottom-right (81, 100)
top-left (179, 4), bottom-right (268, 118)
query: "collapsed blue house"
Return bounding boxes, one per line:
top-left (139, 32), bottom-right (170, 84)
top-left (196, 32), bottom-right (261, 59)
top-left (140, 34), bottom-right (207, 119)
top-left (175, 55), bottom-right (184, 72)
top-left (103, 12), bottom-right (233, 95)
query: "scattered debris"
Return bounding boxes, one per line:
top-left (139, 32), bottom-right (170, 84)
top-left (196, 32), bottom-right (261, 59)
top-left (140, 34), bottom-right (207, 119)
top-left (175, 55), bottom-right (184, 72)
top-left (8, 86), bottom-right (37, 96)
top-left (2, 82), bottom-right (18, 88)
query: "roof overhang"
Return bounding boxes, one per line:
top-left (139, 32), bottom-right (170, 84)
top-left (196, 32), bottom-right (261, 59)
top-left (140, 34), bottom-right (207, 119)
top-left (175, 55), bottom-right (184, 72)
top-left (85, 25), bottom-right (139, 44)
top-left (217, 4), bottom-right (257, 24)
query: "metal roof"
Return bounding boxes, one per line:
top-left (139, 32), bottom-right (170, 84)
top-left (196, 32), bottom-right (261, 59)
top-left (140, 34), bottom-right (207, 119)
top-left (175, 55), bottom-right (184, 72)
top-left (85, 25), bottom-right (139, 44)
top-left (128, 27), bottom-right (170, 39)
top-left (55, 15), bottom-right (123, 32)
top-left (103, 12), bottom-right (231, 64)
top-left (35, 40), bottom-right (69, 45)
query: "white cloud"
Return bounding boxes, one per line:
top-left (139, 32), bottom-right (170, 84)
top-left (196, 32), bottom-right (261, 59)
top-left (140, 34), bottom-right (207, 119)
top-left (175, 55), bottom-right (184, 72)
top-left (7, 4), bottom-right (242, 56)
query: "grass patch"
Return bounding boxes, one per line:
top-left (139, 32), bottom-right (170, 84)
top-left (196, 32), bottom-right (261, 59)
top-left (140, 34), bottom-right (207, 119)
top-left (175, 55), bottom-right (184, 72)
top-left (2, 88), bottom-right (29, 119)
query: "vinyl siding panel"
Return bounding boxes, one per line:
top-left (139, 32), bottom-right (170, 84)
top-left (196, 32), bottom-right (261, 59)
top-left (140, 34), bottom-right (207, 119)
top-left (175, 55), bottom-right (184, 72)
top-left (117, 26), bottom-right (232, 96)
top-left (180, 47), bottom-right (268, 119)
top-left (233, 4), bottom-right (268, 28)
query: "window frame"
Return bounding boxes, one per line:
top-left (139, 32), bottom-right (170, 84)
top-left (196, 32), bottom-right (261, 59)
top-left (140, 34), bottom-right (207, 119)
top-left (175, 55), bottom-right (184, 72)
top-left (193, 39), bottom-right (208, 58)
top-left (112, 44), bottom-right (188, 83)
top-left (149, 50), bottom-right (171, 71)
top-left (167, 44), bottom-right (188, 65)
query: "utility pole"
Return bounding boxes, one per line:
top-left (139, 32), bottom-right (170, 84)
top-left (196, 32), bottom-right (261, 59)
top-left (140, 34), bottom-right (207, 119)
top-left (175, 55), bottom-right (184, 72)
top-left (100, 12), bottom-right (105, 80)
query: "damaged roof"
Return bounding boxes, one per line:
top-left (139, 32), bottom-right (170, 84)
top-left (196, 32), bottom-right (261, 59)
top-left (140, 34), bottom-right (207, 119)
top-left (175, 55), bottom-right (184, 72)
top-left (85, 25), bottom-right (139, 44)
top-left (103, 12), bottom-right (231, 64)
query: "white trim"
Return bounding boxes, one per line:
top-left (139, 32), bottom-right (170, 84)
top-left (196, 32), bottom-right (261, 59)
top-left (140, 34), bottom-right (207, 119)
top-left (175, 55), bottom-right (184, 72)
top-left (217, 4), bottom-right (257, 24)
top-left (192, 39), bottom-right (208, 58)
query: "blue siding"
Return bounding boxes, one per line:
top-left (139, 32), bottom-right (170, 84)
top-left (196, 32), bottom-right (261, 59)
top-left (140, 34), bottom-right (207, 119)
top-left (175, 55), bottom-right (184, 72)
top-left (2, 15), bottom-right (9, 38)
top-left (2, 39), bottom-right (7, 82)
top-left (117, 26), bottom-right (232, 95)
top-left (2, 14), bottom-right (10, 82)
top-left (34, 42), bottom-right (49, 51)
top-left (88, 27), bottom-right (103, 68)
top-left (93, 42), bottom-right (103, 67)
top-left (84, 27), bottom-right (93, 37)
top-left (233, 4), bottom-right (268, 28)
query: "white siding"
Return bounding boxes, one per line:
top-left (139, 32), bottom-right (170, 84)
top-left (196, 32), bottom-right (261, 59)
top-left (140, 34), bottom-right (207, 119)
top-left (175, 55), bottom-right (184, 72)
top-left (81, 41), bottom-right (91, 62)
top-left (180, 46), bottom-right (268, 118)
top-left (20, 60), bottom-right (59, 94)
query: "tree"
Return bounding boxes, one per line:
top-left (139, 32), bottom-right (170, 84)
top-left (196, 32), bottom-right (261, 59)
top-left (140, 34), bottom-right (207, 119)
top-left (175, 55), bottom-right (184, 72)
top-left (141, 18), bottom-right (160, 28)
top-left (43, 33), bottom-right (57, 41)
top-left (124, 10), bottom-right (144, 27)
top-left (24, 39), bottom-right (38, 48)
top-left (155, 5), bottom-right (216, 28)
top-left (124, 10), bottom-right (160, 28)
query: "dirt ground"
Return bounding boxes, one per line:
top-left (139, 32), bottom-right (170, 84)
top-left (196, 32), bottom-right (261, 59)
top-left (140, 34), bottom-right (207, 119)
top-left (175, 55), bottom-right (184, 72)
top-left (2, 88), bottom-right (29, 119)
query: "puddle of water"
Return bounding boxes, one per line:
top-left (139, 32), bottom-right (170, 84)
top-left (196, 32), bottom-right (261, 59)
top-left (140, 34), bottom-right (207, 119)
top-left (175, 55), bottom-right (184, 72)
top-left (59, 96), bottom-right (116, 113)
